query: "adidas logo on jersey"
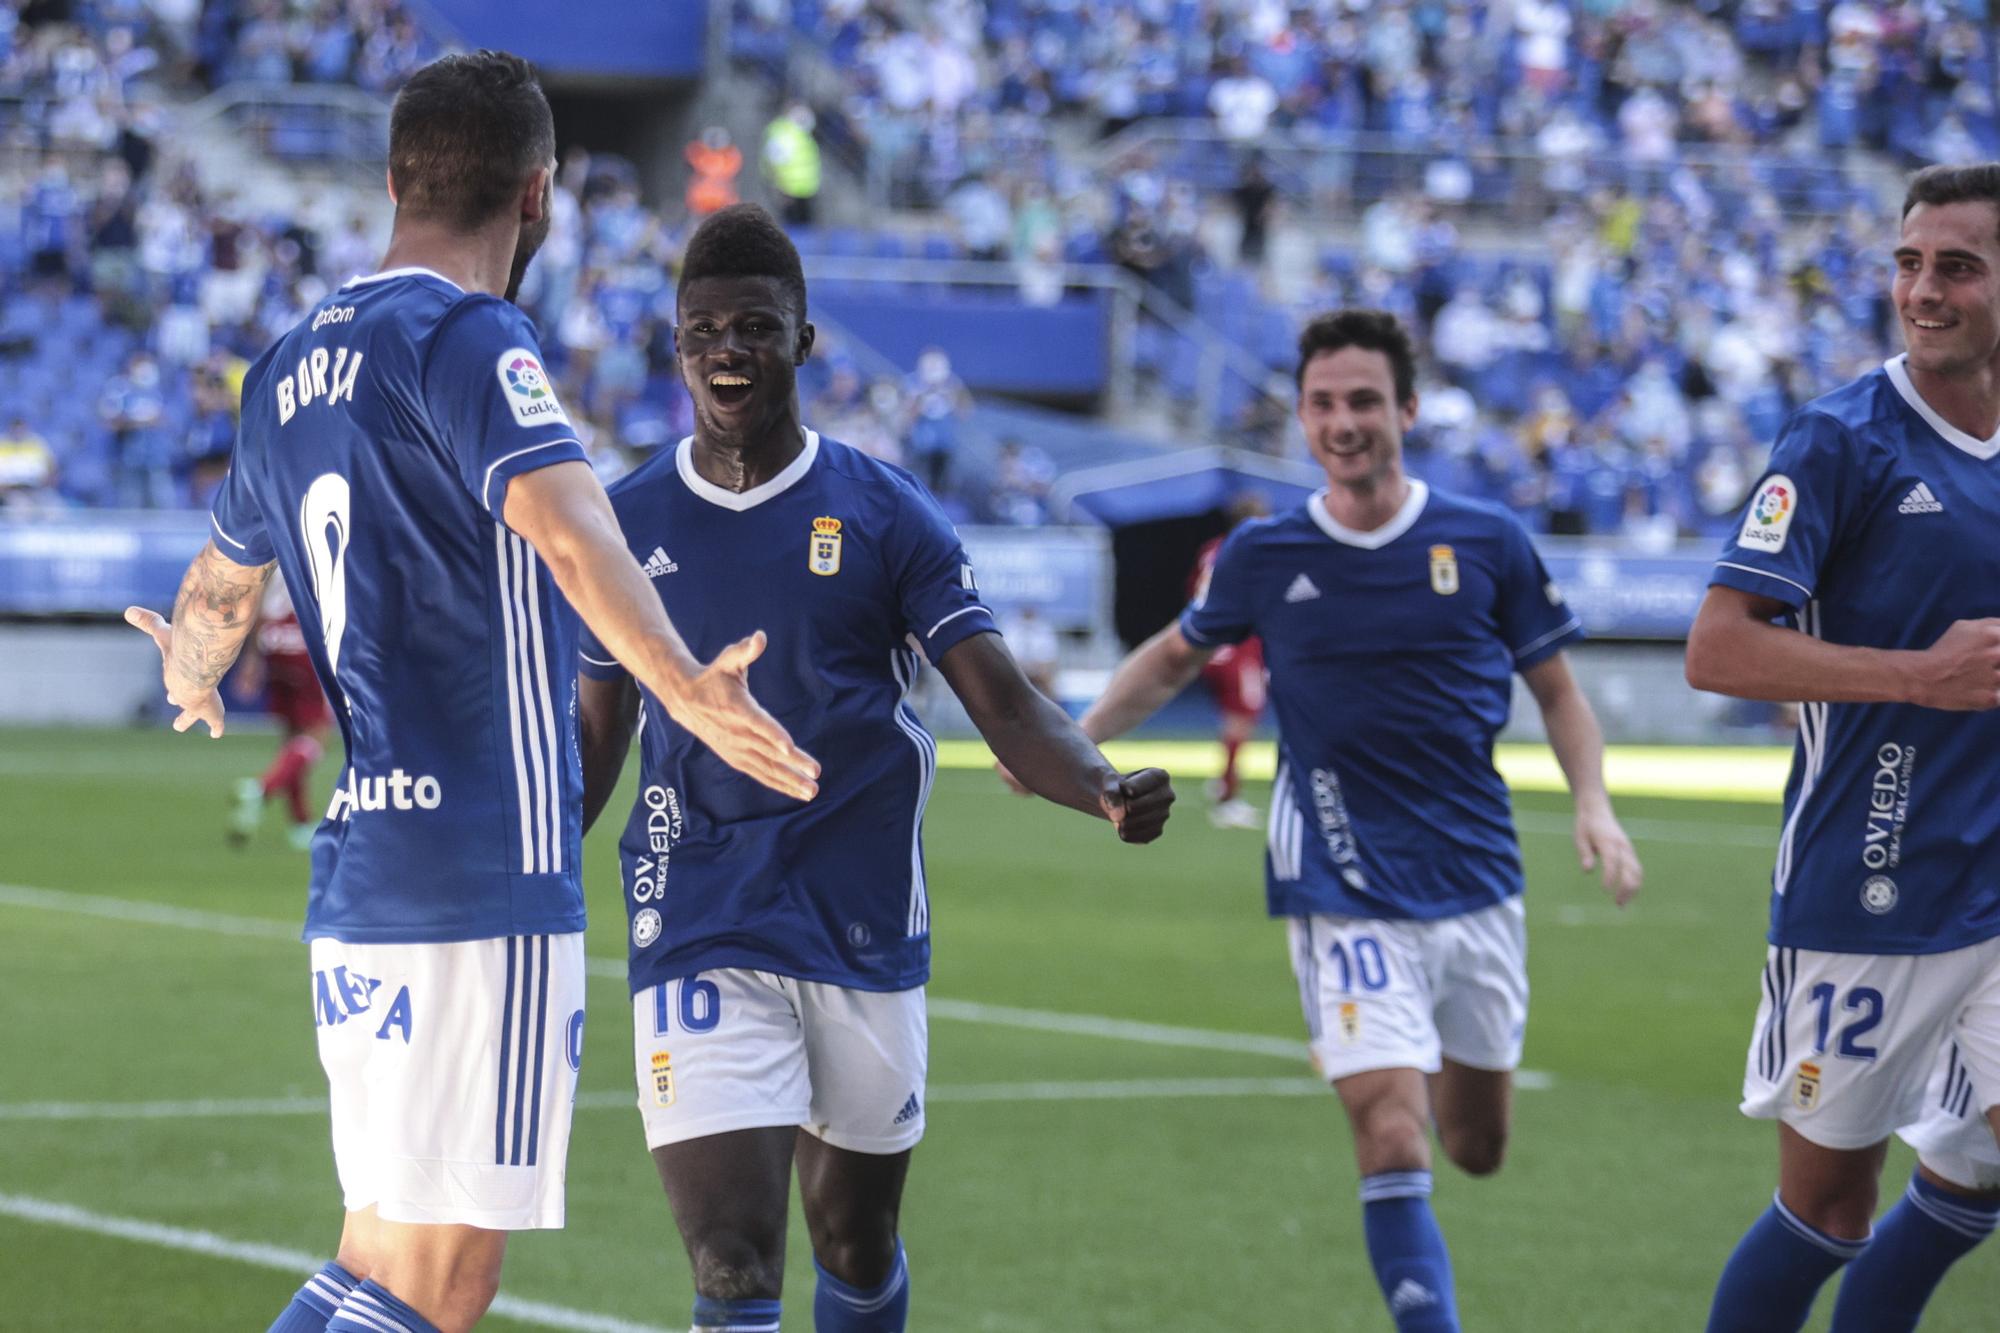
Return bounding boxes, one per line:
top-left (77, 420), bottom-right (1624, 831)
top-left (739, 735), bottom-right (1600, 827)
top-left (642, 547), bottom-right (679, 577)
top-left (892, 1092), bottom-right (922, 1126)
top-left (1897, 482), bottom-right (1943, 515)
top-left (1283, 573), bottom-right (1322, 603)
top-left (1388, 1280), bottom-right (1439, 1314)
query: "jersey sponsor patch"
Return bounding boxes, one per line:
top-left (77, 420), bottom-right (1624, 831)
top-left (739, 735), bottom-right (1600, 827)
top-left (496, 348), bottom-right (571, 429)
top-left (1740, 474), bottom-right (1798, 553)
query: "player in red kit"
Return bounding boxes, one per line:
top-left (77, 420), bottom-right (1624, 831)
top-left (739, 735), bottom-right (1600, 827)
top-left (229, 574), bottom-right (332, 850)
top-left (1192, 493), bottom-right (1269, 828)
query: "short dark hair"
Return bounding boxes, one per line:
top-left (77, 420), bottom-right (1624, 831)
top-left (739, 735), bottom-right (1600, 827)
top-left (388, 51), bottom-right (554, 232)
top-left (1902, 163), bottom-right (2000, 239)
top-left (1295, 308), bottom-right (1416, 403)
top-left (678, 203), bottom-right (808, 317)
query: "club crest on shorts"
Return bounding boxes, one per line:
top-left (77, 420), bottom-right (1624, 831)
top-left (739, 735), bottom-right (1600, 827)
top-left (651, 1050), bottom-right (676, 1106)
top-left (809, 516), bottom-right (843, 576)
top-left (1428, 544), bottom-right (1459, 596)
top-left (1793, 1060), bottom-right (1822, 1111)
top-left (1338, 1000), bottom-right (1361, 1044)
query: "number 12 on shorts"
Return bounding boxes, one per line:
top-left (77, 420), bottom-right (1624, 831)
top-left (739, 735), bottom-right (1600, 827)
top-left (1809, 983), bottom-right (1883, 1060)
top-left (652, 974), bottom-right (722, 1037)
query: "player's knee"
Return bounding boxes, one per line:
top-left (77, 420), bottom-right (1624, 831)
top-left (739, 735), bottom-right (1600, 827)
top-left (690, 1241), bottom-right (784, 1301)
top-left (812, 1231), bottom-right (900, 1290)
top-left (1439, 1123), bottom-right (1507, 1177)
top-left (1348, 1100), bottom-right (1431, 1172)
top-left (1782, 1183), bottom-right (1878, 1241)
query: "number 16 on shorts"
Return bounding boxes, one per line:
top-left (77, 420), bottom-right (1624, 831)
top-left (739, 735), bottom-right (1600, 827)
top-left (644, 975), bottom-right (721, 1107)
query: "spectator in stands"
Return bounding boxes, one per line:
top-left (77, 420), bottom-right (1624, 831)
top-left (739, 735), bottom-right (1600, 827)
top-left (761, 102), bottom-right (821, 225)
top-left (685, 125), bottom-right (742, 218)
top-left (946, 171), bottom-right (1011, 261)
top-left (1002, 604), bottom-right (1060, 699)
top-left (99, 350), bottom-right (169, 508)
top-left (905, 346), bottom-right (970, 496)
top-left (987, 436), bottom-right (1055, 526)
top-left (1208, 55), bottom-right (1277, 143)
top-left (0, 416), bottom-right (58, 509)
top-left (1232, 154), bottom-right (1276, 269)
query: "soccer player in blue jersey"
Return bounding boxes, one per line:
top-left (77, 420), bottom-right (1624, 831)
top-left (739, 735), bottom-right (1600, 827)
top-left (126, 55), bottom-right (817, 1333)
top-left (1071, 308), bottom-right (1642, 1333)
top-left (1687, 163), bottom-right (2000, 1333)
top-left (576, 204), bottom-right (1175, 1333)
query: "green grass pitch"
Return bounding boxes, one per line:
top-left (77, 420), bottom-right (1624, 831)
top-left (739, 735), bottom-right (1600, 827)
top-left (0, 725), bottom-right (1993, 1330)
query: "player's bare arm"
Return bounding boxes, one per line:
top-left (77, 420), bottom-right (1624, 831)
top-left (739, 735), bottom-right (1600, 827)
top-left (1522, 652), bottom-right (1641, 906)
top-left (578, 671), bottom-right (642, 833)
top-left (1077, 620), bottom-right (1216, 743)
top-left (504, 459), bottom-right (821, 801)
top-left (1686, 585), bottom-right (2000, 709)
top-left (937, 631), bottom-right (1174, 843)
top-left (125, 539), bottom-right (275, 738)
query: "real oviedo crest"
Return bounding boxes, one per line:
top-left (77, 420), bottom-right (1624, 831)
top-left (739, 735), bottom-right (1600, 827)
top-left (1428, 543), bottom-right (1460, 596)
top-left (809, 516), bottom-right (843, 576)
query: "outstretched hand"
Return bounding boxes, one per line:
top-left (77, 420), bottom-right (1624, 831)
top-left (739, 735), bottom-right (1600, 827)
top-left (1575, 804), bottom-right (1642, 908)
top-left (125, 606), bottom-right (227, 738)
top-left (664, 630), bottom-right (822, 802)
top-left (1099, 767), bottom-right (1175, 843)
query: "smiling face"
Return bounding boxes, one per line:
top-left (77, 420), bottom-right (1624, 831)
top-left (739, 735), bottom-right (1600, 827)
top-left (675, 274), bottom-right (815, 449)
top-left (1296, 345), bottom-right (1418, 492)
top-left (1893, 200), bottom-right (2000, 379)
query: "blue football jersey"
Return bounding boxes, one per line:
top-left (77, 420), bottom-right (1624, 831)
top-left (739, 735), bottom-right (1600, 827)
top-left (1181, 481), bottom-right (1582, 921)
top-left (1710, 356), bottom-right (2000, 955)
top-left (209, 267), bottom-right (589, 943)
top-left (580, 432), bottom-right (995, 993)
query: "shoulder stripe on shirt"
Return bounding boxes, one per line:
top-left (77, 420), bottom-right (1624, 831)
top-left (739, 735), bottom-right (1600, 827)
top-left (1772, 604), bottom-right (1826, 898)
top-left (481, 438), bottom-right (582, 514)
top-left (890, 647), bottom-right (937, 936)
top-left (1715, 561), bottom-right (1813, 601)
top-left (494, 526), bottom-right (562, 874)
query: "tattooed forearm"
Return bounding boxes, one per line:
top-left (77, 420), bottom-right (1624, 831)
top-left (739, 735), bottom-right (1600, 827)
top-left (167, 541), bottom-right (274, 693)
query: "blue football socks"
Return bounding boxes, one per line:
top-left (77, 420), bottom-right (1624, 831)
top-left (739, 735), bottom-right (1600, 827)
top-left (1706, 1192), bottom-right (1868, 1333)
top-left (267, 1260), bottom-right (357, 1332)
top-left (326, 1279), bottom-right (441, 1333)
top-left (814, 1239), bottom-right (910, 1332)
top-left (1829, 1170), bottom-right (1999, 1332)
top-left (1359, 1171), bottom-right (1459, 1332)
top-left (691, 1296), bottom-right (782, 1332)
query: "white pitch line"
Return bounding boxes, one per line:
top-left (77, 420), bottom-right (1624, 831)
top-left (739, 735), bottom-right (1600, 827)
top-left (0, 883), bottom-right (1555, 1087)
top-left (0, 1193), bottom-right (673, 1333)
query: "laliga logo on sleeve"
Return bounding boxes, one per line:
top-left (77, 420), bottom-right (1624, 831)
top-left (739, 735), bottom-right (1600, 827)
top-left (497, 348), bottom-right (571, 428)
top-left (1739, 474), bottom-right (1797, 553)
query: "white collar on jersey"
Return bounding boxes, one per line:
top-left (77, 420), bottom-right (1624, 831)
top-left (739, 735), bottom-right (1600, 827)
top-left (1884, 355), bottom-right (2000, 461)
top-left (1308, 478), bottom-right (1430, 549)
top-left (675, 429), bottom-right (820, 511)
top-left (340, 266), bottom-right (465, 292)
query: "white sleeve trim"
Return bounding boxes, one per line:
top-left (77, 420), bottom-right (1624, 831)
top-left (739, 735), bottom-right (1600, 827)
top-left (1714, 561), bottom-right (1813, 601)
top-left (1512, 615), bottom-right (1582, 661)
top-left (481, 438), bottom-right (582, 512)
top-left (579, 651), bottom-right (620, 668)
top-left (209, 513), bottom-right (252, 553)
top-left (1178, 614), bottom-right (1225, 646)
top-left (925, 605), bottom-right (994, 640)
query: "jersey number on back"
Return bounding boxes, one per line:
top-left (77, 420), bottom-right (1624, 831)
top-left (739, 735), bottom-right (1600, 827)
top-left (301, 472), bottom-right (351, 679)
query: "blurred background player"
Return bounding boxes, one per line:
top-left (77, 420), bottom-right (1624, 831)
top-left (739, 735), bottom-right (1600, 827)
top-left (578, 204), bottom-right (1174, 1333)
top-left (1067, 309), bottom-right (1641, 1333)
top-left (1191, 491), bottom-right (1270, 828)
top-left (1687, 163), bottom-right (2000, 1333)
top-left (126, 52), bottom-right (816, 1333)
top-left (229, 572), bottom-right (331, 851)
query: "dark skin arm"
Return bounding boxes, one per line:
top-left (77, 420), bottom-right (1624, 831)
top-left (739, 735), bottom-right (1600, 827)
top-left (580, 671), bottom-right (643, 835)
top-left (935, 630), bottom-right (1174, 843)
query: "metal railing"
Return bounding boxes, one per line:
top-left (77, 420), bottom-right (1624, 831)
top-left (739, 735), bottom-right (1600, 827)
top-left (179, 83), bottom-right (391, 185)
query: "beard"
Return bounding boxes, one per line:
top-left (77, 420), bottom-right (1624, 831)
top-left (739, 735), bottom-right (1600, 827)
top-left (504, 213), bottom-right (551, 305)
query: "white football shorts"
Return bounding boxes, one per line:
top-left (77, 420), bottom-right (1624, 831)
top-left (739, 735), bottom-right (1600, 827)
top-left (1899, 1038), bottom-right (2000, 1190)
top-left (1739, 936), bottom-right (2000, 1150)
top-left (632, 969), bottom-right (927, 1155)
top-left (1286, 897), bottom-right (1528, 1082)
top-left (311, 933), bottom-right (586, 1230)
